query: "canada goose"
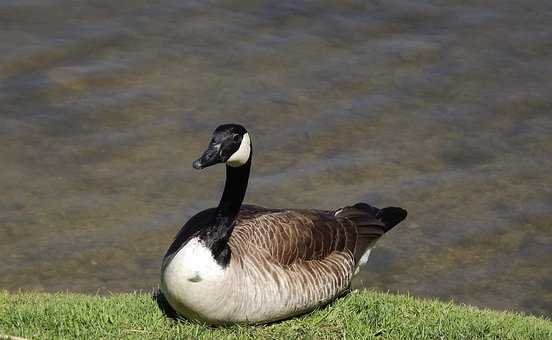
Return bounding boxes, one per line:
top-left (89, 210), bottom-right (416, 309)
top-left (160, 124), bottom-right (407, 325)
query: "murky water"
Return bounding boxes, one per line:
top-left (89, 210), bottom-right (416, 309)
top-left (1, 1), bottom-right (551, 317)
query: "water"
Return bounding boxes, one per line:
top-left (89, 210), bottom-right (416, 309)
top-left (1, 1), bottom-right (551, 317)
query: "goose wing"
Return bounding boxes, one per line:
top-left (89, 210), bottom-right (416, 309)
top-left (232, 204), bottom-right (386, 266)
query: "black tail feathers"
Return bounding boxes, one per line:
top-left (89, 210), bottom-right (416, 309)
top-left (352, 203), bottom-right (407, 232)
top-left (377, 207), bottom-right (407, 232)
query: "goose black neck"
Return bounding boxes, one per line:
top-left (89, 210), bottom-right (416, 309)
top-left (216, 157), bottom-right (251, 222)
top-left (201, 154), bottom-right (251, 267)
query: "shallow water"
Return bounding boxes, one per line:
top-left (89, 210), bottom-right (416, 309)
top-left (1, 0), bottom-right (551, 317)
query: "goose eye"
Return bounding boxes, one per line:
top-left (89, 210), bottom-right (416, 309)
top-left (232, 134), bottom-right (239, 142)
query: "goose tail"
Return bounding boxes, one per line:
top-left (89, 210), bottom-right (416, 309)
top-left (335, 202), bottom-right (406, 266)
top-left (354, 202), bottom-right (407, 232)
top-left (336, 202), bottom-right (407, 233)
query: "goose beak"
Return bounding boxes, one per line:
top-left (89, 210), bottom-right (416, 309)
top-left (193, 143), bottom-right (221, 170)
top-left (192, 159), bottom-right (204, 169)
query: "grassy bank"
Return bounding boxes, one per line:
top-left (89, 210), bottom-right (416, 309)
top-left (1, 289), bottom-right (551, 339)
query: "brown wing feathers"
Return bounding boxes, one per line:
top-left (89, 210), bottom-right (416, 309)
top-left (233, 203), bottom-right (406, 268)
top-left (234, 207), bottom-right (354, 266)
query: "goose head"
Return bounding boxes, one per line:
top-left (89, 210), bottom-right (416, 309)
top-left (193, 124), bottom-right (251, 170)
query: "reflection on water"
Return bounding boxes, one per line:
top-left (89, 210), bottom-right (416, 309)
top-left (1, 1), bottom-right (551, 317)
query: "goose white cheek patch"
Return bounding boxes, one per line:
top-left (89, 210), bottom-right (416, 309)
top-left (226, 133), bottom-right (251, 167)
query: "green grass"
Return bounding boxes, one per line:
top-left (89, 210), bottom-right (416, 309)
top-left (1, 290), bottom-right (551, 339)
